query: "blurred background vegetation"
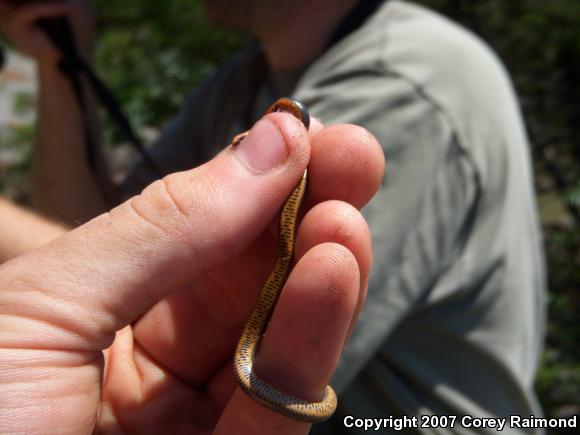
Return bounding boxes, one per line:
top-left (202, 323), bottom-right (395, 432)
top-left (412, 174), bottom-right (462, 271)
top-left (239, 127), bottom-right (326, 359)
top-left (0, 0), bottom-right (578, 424)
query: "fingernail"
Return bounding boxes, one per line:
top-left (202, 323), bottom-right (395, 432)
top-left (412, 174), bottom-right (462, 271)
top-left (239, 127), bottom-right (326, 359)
top-left (234, 119), bottom-right (288, 172)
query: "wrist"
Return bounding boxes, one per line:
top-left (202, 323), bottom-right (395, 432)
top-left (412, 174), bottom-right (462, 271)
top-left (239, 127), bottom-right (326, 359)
top-left (36, 48), bottom-right (93, 79)
top-left (37, 57), bottom-right (64, 80)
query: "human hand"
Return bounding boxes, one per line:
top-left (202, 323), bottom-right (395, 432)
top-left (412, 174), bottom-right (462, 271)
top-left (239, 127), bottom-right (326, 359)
top-left (0, 113), bottom-right (384, 434)
top-left (0, 0), bottom-right (94, 67)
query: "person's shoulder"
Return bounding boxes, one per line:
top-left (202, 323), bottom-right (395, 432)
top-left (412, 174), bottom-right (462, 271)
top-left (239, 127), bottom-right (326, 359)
top-left (305, 0), bottom-right (513, 111)
top-left (376, 1), bottom-right (510, 92)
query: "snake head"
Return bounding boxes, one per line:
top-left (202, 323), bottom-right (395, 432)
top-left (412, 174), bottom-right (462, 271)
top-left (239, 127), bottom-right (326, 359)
top-left (266, 97), bottom-right (310, 131)
top-left (231, 98), bottom-right (310, 147)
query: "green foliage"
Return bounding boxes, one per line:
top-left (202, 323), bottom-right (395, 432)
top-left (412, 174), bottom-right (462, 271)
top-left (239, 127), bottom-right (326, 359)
top-left (12, 91), bottom-right (36, 116)
top-left (537, 229), bottom-right (580, 415)
top-left (0, 123), bottom-right (35, 202)
top-left (94, 0), bottom-right (244, 136)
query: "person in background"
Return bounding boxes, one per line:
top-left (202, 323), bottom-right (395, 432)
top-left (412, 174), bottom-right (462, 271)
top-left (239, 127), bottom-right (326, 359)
top-left (0, 0), bottom-right (546, 434)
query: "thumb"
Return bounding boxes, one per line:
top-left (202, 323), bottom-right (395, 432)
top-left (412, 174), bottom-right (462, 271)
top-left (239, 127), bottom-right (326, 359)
top-left (0, 112), bottom-right (310, 352)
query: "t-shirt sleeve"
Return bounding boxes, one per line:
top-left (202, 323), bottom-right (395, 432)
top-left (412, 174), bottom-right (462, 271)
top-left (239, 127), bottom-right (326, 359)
top-left (296, 70), bottom-right (479, 391)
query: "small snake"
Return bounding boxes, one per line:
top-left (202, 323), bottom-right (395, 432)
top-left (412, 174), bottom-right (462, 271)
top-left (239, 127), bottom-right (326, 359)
top-left (231, 98), bottom-right (337, 423)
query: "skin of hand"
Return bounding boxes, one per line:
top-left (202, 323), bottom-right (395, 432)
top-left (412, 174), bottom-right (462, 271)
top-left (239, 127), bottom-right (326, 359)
top-left (0, 113), bottom-right (385, 434)
top-left (0, 0), bottom-right (94, 67)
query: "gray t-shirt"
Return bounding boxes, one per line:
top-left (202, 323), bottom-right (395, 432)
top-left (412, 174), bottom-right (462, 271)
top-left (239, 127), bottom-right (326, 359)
top-left (124, 1), bottom-right (546, 433)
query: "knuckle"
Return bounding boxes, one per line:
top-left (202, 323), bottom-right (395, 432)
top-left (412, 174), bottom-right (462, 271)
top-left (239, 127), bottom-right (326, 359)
top-left (125, 177), bottom-right (188, 236)
top-left (123, 171), bottom-right (232, 268)
top-left (301, 200), bottom-right (368, 250)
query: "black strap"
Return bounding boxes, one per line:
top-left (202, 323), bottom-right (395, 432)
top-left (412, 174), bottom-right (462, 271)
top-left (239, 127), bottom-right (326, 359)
top-left (0, 44), bottom-right (5, 71)
top-left (325, 0), bottom-right (386, 50)
top-left (37, 17), bottom-right (161, 204)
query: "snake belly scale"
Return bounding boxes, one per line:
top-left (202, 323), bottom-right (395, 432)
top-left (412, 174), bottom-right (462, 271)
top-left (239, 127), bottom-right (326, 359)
top-left (232, 98), bottom-right (337, 423)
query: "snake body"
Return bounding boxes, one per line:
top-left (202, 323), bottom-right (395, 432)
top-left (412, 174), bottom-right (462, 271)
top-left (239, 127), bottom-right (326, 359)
top-left (232, 98), bottom-right (337, 423)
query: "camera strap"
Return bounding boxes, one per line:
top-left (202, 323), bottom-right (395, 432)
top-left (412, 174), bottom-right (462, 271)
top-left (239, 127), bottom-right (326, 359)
top-left (325, 0), bottom-right (386, 50)
top-left (38, 16), bottom-right (161, 204)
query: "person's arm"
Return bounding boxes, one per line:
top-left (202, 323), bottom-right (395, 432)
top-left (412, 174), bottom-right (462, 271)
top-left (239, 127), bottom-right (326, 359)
top-left (33, 59), bottom-right (109, 223)
top-left (0, 0), bottom-right (109, 225)
top-left (0, 197), bottom-right (67, 262)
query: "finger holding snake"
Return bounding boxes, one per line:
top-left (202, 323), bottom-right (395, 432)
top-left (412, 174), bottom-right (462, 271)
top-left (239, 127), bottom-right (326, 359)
top-left (128, 112), bottom-right (384, 386)
top-left (215, 241), bottom-right (361, 434)
top-left (104, 105), bottom-right (383, 432)
top-left (0, 100), bottom-right (384, 433)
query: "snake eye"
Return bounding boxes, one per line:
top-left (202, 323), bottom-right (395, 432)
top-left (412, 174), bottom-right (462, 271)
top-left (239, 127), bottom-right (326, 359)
top-left (267, 97), bottom-right (310, 131)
